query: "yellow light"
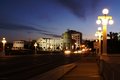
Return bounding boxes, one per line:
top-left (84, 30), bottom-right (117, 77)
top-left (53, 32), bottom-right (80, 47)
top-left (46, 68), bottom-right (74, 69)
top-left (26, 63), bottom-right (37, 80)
top-left (34, 42), bottom-right (37, 47)
top-left (82, 45), bottom-right (85, 47)
top-left (96, 8), bottom-right (113, 55)
top-left (102, 19), bottom-right (108, 25)
top-left (74, 51), bottom-right (78, 54)
top-left (78, 50), bottom-right (82, 53)
top-left (64, 50), bottom-right (71, 55)
top-left (73, 50), bottom-right (82, 54)
top-left (82, 49), bottom-right (85, 52)
top-left (96, 39), bottom-right (98, 42)
top-left (102, 8), bottom-right (109, 15)
top-left (2, 38), bottom-right (7, 44)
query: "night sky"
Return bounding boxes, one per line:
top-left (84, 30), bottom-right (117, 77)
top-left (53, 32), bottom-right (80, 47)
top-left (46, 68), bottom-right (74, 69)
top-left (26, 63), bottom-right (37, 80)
top-left (0, 0), bottom-right (119, 42)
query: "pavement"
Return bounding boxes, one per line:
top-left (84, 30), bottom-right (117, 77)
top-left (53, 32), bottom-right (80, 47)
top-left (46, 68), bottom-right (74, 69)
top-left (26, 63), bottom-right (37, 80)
top-left (28, 63), bottom-right (77, 80)
top-left (28, 54), bottom-right (102, 80)
top-left (59, 55), bottom-right (102, 80)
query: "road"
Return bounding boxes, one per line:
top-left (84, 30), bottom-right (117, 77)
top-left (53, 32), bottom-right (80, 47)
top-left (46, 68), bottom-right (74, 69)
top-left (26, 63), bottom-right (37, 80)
top-left (0, 54), bottom-right (81, 80)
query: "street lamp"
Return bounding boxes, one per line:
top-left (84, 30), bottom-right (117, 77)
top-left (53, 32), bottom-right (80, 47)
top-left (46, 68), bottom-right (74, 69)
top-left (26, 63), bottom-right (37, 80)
top-left (94, 38), bottom-right (99, 54)
top-left (2, 38), bottom-right (7, 56)
top-left (95, 27), bottom-right (102, 55)
top-left (96, 8), bottom-right (114, 55)
top-left (34, 42), bottom-right (37, 55)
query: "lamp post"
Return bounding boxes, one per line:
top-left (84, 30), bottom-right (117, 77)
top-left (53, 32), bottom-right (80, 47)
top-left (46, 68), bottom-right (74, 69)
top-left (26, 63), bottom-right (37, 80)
top-left (34, 42), bottom-right (37, 55)
top-left (94, 39), bottom-right (99, 55)
top-left (2, 38), bottom-right (7, 56)
top-left (95, 27), bottom-right (102, 56)
top-left (96, 8), bottom-right (114, 55)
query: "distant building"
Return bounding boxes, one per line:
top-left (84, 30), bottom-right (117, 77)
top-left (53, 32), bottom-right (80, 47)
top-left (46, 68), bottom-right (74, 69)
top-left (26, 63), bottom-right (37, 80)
top-left (62, 31), bottom-right (72, 50)
top-left (12, 40), bottom-right (24, 50)
top-left (71, 30), bottom-right (82, 48)
top-left (62, 29), bottom-right (82, 50)
top-left (118, 32), bottom-right (120, 40)
top-left (37, 38), bottom-right (63, 51)
top-left (11, 30), bottom-right (82, 51)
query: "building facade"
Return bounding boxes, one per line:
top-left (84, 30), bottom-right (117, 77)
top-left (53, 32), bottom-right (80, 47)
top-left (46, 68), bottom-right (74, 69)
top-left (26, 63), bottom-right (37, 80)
top-left (37, 38), bottom-right (63, 51)
top-left (12, 40), bottom-right (24, 50)
top-left (71, 32), bottom-right (82, 48)
top-left (11, 30), bottom-right (82, 51)
top-left (62, 31), bottom-right (72, 50)
top-left (62, 29), bottom-right (82, 50)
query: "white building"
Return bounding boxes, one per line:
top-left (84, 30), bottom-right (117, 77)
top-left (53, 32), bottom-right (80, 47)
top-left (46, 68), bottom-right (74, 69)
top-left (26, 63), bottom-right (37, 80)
top-left (37, 38), bottom-right (63, 51)
top-left (12, 40), bottom-right (24, 50)
top-left (72, 33), bottom-right (82, 48)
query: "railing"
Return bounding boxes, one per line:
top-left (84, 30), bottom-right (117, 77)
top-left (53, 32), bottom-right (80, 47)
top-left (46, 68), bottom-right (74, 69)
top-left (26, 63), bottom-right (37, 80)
top-left (99, 54), bottom-right (120, 80)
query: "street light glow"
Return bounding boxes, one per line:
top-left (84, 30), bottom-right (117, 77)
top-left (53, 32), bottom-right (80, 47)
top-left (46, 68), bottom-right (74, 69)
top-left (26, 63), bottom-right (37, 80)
top-left (102, 19), bottom-right (108, 25)
top-left (109, 19), bottom-right (114, 25)
top-left (95, 33), bottom-right (98, 37)
top-left (34, 42), bottom-right (37, 47)
top-left (2, 38), bottom-right (7, 44)
top-left (96, 20), bottom-right (101, 25)
top-left (95, 27), bottom-right (102, 55)
top-left (98, 27), bottom-right (102, 31)
top-left (1, 38), bottom-right (7, 56)
top-left (102, 8), bottom-right (109, 15)
top-left (34, 42), bottom-right (37, 55)
top-left (96, 8), bottom-right (113, 55)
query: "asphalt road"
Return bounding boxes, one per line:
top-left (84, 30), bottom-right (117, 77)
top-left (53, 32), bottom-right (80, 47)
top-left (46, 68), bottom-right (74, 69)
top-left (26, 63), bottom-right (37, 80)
top-left (0, 54), bottom-right (81, 80)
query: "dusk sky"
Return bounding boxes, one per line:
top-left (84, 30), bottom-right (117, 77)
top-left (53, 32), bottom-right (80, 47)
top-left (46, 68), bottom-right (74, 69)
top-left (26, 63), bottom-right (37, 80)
top-left (0, 0), bottom-right (120, 42)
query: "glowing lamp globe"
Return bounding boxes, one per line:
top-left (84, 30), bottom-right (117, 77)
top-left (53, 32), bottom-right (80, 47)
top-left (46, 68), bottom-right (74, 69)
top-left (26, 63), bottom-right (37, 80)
top-left (96, 20), bottom-right (101, 25)
top-left (95, 33), bottom-right (98, 37)
top-left (102, 8), bottom-right (109, 15)
top-left (34, 43), bottom-right (37, 47)
top-left (109, 20), bottom-right (114, 25)
top-left (98, 27), bottom-right (102, 31)
top-left (2, 38), bottom-right (7, 44)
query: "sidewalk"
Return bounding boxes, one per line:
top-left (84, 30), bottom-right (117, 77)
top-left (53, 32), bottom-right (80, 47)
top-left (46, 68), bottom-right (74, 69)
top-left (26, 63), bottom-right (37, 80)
top-left (59, 56), bottom-right (101, 80)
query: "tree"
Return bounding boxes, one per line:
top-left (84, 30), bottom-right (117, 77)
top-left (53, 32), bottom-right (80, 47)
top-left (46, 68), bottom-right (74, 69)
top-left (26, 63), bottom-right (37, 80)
top-left (107, 32), bottom-right (118, 40)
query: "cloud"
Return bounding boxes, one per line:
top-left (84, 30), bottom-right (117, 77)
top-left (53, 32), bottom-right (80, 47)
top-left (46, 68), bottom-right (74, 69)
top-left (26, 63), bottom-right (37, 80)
top-left (0, 23), bottom-right (61, 37)
top-left (0, 23), bottom-right (49, 33)
top-left (40, 32), bottom-right (61, 38)
top-left (57, 0), bottom-right (102, 20)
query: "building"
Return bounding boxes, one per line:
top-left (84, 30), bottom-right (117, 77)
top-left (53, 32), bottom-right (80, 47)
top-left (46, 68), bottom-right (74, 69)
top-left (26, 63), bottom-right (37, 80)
top-left (118, 32), bottom-right (120, 40)
top-left (12, 40), bottom-right (24, 50)
top-left (37, 38), bottom-right (63, 51)
top-left (62, 31), bottom-right (72, 50)
top-left (71, 31), bottom-right (82, 48)
top-left (62, 29), bottom-right (82, 50)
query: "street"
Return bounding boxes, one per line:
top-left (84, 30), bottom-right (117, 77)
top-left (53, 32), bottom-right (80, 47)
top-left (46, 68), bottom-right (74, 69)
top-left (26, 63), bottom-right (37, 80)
top-left (0, 54), bottom-right (80, 80)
